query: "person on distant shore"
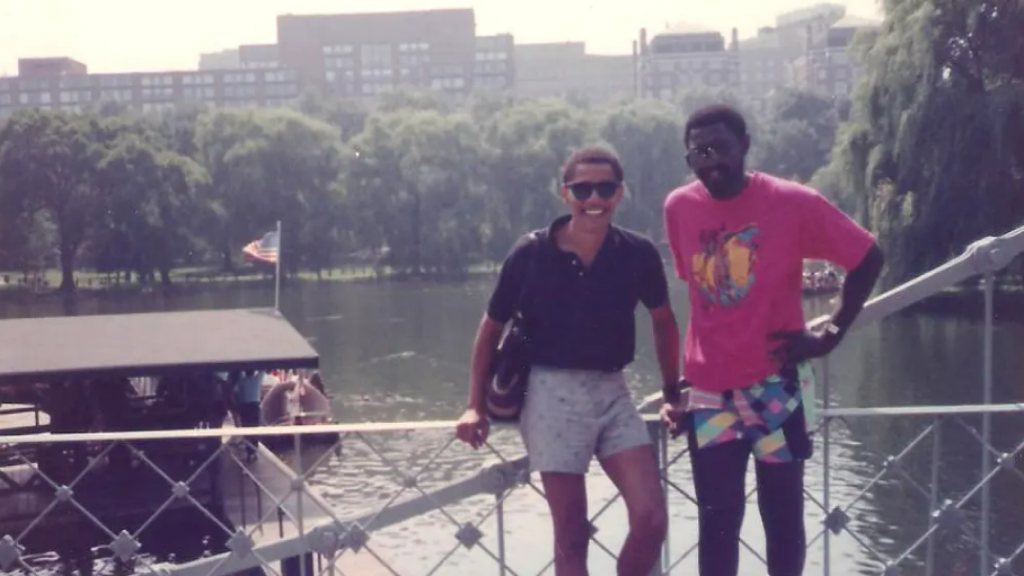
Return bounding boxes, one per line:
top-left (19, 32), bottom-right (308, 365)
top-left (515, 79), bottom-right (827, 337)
top-left (455, 147), bottom-right (681, 576)
top-left (660, 104), bottom-right (885, 576)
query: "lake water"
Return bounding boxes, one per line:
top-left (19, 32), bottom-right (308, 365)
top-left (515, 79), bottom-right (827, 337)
top-left (3, 275), bottom-right (1023, 576)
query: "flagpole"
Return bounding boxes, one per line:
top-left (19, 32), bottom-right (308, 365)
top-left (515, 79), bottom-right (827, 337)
top-left (274, 220), bottom-right (282, 312)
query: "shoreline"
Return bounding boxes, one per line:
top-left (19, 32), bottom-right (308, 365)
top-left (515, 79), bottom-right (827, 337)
top-left (901, 284), bottom-right (1024, 322)
top-left (3, 269), bottom-right (1021, 322)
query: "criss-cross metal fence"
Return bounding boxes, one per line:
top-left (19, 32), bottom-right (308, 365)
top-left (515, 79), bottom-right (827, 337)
top-left (0, 225), bottom-right (1021, 576)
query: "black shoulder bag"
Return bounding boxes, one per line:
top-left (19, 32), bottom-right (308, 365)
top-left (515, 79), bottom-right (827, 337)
top-left (484, 233), bottom-right (541, 421)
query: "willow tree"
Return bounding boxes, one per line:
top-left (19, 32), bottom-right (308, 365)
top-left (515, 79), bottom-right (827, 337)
top-left (822, 0), bottom-right (1024, 286)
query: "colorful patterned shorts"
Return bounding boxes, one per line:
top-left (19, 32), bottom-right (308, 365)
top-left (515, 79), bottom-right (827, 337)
top-left (686, 363), bottom-right (817, 463)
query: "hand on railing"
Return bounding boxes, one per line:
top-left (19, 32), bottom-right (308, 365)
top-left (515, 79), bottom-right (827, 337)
top-left (455, 408), bottom-right (489, 449)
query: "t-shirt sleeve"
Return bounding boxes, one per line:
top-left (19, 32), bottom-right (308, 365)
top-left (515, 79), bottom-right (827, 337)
top-left (637, 238), bottom-right (670, 309)
top-left (663, 193), bottom-right (690, 281)
top-left (485, 235), bottom-right (533, 324)
top-left (799, 189), bottom-right (876, 271)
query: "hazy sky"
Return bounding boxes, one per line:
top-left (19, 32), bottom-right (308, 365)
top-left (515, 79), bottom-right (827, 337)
top-left (0, 0), bottom-right (882, 75)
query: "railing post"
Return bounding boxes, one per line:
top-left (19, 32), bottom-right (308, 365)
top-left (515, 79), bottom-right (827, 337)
top-left (925, 416), bottom-right (942, 576)
top-left (658, 424), bottom-right (669, 576)
top-left (980, 272), bottom-right (994, 575)
top-left (646, 420), bottom-right (667, 576)
top-left (820, 356), bottom-right (831, 576)
top-left (496, 493), bottom-right (507, 576)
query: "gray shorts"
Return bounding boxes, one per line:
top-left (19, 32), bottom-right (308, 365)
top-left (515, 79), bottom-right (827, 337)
top-left (519, 365), bottom-right (653, 475)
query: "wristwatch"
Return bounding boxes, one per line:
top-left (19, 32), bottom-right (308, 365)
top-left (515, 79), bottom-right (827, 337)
top-left (822, 321), bottom-right (843, 341)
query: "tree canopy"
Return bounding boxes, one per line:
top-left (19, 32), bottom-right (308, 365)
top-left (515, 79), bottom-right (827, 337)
top-left (2, 1), bottom-right (1021, 292)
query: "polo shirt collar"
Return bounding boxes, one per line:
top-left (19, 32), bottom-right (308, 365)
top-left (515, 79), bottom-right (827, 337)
top-left (543, 214), bottom-right (622, 249)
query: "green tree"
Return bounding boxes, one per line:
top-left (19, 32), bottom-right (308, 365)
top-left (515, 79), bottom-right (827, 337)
top-left (599, 99), bottom-right (688, 236)
top-left (0, 110), bottom-right (111, 292)
top-left (820, 0), bottom-right (1024, 285)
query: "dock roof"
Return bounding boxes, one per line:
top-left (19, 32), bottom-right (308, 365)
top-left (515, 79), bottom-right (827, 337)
top-left (0, 308), bottom-right (318, 382)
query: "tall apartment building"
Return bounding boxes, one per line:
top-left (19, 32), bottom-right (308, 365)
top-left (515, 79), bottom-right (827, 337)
top-left (474, 34), bottom-right (514, 93)
top-left (636, 23), bottom-right (740, 101)
top-left (738, 28), bottom-right (788, 113)
top-left (788, 15), bottom-right (879, 98)
top-left (513, 42), bottom-right (634, 104)
top-left (275, 9), bottom-right (513, 100)
top-left (738, 3), bottom-right (854, 111)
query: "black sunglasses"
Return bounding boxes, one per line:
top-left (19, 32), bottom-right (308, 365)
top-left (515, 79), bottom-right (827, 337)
top-left (566, 180), bottom-right (620, 201)
top-left (686, 142), bottom-right (732, 162)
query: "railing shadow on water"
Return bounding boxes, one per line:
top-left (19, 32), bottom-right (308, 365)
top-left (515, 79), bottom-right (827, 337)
top-left (0, 225), bottom-right (1021, 576)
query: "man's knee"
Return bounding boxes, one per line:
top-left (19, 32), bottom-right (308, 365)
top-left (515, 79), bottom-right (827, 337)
top-left (629, 498), bottom-right (668, 542)
top-left (552, 516), bottom-right (591, 560)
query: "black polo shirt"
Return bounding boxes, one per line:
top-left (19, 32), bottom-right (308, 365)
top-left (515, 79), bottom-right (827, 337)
top-left (486, 214), bottom-right (669, 373)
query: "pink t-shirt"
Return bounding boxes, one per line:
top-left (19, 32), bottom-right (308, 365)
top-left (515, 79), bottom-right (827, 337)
top-left (663, 172), bottom-right (876, 392)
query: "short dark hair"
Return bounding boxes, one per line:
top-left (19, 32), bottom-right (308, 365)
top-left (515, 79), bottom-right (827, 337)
top-left (561, 147), bottom-right (625, 183)
top-left (684, 104), bottom-right (748, 146)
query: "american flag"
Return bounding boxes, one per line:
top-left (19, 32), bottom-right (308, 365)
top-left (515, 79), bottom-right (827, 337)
top-left (242, 230), bottom-right (280, 265)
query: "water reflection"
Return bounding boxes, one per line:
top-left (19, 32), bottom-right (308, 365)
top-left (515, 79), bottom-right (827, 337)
top-left (1, 278), bottom-right (1022, 575)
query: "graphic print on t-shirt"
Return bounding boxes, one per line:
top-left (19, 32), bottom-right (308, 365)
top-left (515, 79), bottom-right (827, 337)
top-left (690, 223), bottom-right (760, 309)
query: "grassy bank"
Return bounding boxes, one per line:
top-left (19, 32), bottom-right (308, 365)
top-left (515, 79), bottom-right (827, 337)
top-left (0, 263), bottom-right (502, 298)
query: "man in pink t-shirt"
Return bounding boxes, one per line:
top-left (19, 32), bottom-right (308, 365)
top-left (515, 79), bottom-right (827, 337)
top-left (661, 105), bottom-right (884, 576)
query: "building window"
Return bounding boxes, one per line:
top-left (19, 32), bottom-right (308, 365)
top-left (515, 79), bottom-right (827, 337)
top-left (265, 84), bottom-right (298, 97)
top-left (323, 44), bottom-right (354, 55)
top-left (141, 75), bottom-right (174, 87)
top-left (183, 86), bottom-right (216, 100)
top-left (398, 53), bottom-right (430, 66)
top-left (360, 68), bottom-right (393, 79)
top-left (398, 42), bottom-right (429, 52)
top-left (224, 85), bottom-right (258, 98)
top-left (98, 75), bottom-right (133, 88)
top-left (224, 72), bottom-right (257, 84)
top-left (183, 74), bottom-right (216, 85)
top-left (59, 76), bottom-right (93, 89)
top-left (263, 70), bottom-right (294, 83)
top-left (325, 56), bottom-right (356, 69)
top-left (60, 90), bottom-right (93, 103)
top-left (431, 77), bottom-right (465, 90)
top-left (361, 44), bottom-right (392, 68)
top-left (475, 51), bottom-right (508, 61)
top-left (142, 87), bottom-right (174, 100)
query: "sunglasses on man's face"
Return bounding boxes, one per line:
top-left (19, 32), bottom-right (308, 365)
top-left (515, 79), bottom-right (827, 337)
top-left (686, 141), bottom-right (733, 162)
top-left (566, 180), bottom-right (620, 201)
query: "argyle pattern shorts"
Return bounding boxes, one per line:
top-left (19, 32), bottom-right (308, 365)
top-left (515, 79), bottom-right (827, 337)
top-left (687, 363), bottom-right (816, 463)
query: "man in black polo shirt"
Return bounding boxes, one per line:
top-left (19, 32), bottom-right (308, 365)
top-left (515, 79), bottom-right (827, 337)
top-left (456, 147), bottom-right (682, 576)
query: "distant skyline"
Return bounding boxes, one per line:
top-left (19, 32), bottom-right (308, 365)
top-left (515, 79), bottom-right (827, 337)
top-left (0, 0), bottom-right (882, 75)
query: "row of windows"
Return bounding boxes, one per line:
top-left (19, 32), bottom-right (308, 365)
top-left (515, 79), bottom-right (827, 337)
top-left (475, 51), bottom-right (509, 61)
top-left (0, 96), bottom-right (300, 113)
top-left (0, 70), bottom-right (295, 93)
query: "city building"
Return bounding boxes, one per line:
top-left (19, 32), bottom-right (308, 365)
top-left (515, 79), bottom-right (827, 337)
top-left (198, 49), bottom-right (240, 71)
top-left (239, 44), bottom-right (281, 69)
top-left (18, 57), bottom-right (87, 78)
top-left (513, 42), bottom-right (635, 104)
top-left (636, 23), bottom-right (740, 101)
top-left (737, 28), bottom-right (789, 113)
top-left (0, 57), bottom-right (302, 117)
top-left (275, 8), bottom-right (513, 100)
top-left (738, 3), bottom-right (851, 111)
top-left (788, 15), bottom-right (879, 98)
top-left (474, 34), bottom-right (515, 93)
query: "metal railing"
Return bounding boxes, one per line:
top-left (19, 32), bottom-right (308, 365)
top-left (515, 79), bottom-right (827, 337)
top-left (0, 224), bottom-right (1021, 576)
